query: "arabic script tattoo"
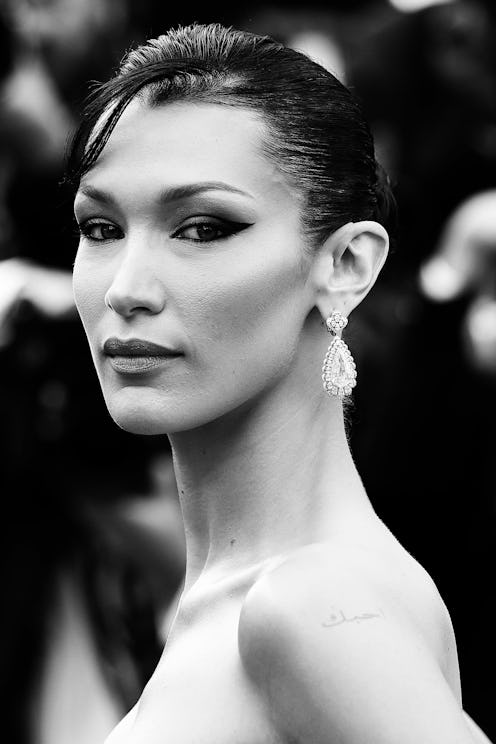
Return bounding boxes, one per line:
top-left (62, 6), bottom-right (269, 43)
top-left (322, 607), bottom-right (385, 628)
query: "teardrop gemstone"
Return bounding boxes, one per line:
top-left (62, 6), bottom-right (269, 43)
top-left (322, 337), bottom-right (357, 396)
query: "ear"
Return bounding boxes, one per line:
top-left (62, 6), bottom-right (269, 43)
top-left (311, 221), bottom-right (389, 319)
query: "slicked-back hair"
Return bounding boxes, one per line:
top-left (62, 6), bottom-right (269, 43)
top-left (66, 23), bottom-right (396, 246)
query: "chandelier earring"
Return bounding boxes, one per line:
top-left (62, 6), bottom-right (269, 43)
top-left (322, 310), bottom-right (357, 397)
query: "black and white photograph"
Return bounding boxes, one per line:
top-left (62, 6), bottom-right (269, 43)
top-left (1, 0), bottom-right (495, 742)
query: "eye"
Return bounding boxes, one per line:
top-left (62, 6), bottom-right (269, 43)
top-left (78, 220), bottom-right (123, 242)
top-left (173, 218), bottom-right (250, 243)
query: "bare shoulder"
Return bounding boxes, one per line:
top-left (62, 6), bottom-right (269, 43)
top-left (239, 537), bottom-right (451, 669)
top-left (238, 542), bottom-right (385, 682)
top-left (238, 540), bottom-right (473, 744)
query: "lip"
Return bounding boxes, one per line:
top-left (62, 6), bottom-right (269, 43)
top-left (103, 337), bottom-right (181, 357)
top-left (103, 337), bottom-right (182, 375)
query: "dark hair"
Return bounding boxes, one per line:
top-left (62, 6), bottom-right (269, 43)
top-left (66, 23), bottom-right (396, 246)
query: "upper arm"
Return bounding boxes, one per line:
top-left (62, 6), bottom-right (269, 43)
top-left (239, 556), bottom-right (477, 744)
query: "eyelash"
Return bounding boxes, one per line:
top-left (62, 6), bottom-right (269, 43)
top-left (77, 220), bottom-right (121, 242)
top-left (76, 217), bottom-right (250, 244)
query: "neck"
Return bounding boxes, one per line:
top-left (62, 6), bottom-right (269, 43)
top-left (170, 372), bottom-right (375, 594)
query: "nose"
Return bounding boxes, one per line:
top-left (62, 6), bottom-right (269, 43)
top-left (104, 244), bottom-right (166, 318)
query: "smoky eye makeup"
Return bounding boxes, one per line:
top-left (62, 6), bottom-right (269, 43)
top-left (171, 216), bottom-right (253, 243)
top-left (78, 219), bottom-right (123, 242)
top-left (73, 189), bottom-right (258, 245)
top-left (73, 206), bottom-right (125, 244)
top-left (166, 194), bottom-right (256, 243)
top-left (74, 212), bottom-right (252, 246)
top-left (166, 190), bottom-right (258, 220)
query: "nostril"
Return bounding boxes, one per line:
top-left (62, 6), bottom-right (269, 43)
top-left (104, 284), bottom-right (165, 317)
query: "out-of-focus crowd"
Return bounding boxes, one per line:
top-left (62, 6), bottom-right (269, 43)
top-left (0, 1), bottom-right (495, 742)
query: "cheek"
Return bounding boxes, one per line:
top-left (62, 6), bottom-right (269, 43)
top-left (72, 253), bottom-right (107, 335)
top-left (187, 242), bottom-right (308, 380)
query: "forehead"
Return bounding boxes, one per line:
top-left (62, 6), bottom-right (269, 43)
top-left (81, 99), bottom-right (294, 203)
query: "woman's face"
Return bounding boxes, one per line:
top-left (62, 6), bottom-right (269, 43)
top-left (73, 99), bottom-right (315, 434)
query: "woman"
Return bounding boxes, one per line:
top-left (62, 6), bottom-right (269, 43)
top-left (68, 23), bottom-right (491, 744)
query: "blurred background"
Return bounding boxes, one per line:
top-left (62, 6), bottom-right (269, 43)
top-left (0, 0), bottom-right (495, 741)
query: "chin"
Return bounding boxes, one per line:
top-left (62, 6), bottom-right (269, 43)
top-left (107, 400), bottom-right (191, 436)
top-left (112, 411), bottom-right (169, 435)
top-left (102, 384), bottom-right (219, 435)
top-left (101, 385), bottom-right (172, 435)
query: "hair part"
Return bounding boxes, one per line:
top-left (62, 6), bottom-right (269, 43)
top-left (66, 23), bottom-right (397, 246)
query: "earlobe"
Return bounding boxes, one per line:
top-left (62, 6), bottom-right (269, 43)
top-left (312, 220), bottom-right (389, 318)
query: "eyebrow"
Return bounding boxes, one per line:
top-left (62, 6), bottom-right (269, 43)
top-left (76, 181), bottom-right (255, 205)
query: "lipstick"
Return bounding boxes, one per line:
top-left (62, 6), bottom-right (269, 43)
top-left (103, 337), bottom-right (182, 374)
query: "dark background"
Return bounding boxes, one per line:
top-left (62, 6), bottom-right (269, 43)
top-left (1, 0), bottom-right (495, 741)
